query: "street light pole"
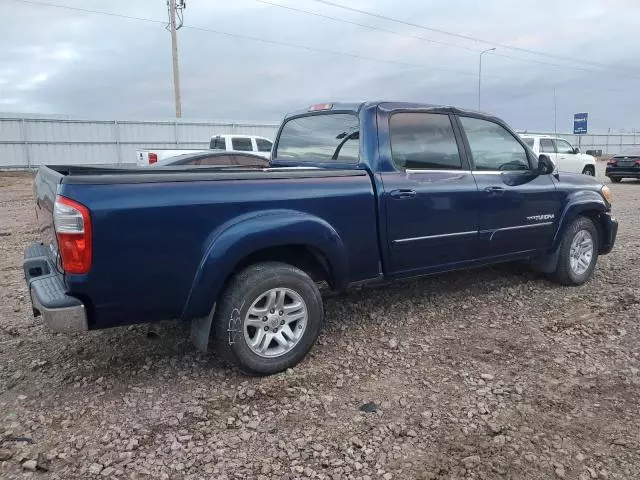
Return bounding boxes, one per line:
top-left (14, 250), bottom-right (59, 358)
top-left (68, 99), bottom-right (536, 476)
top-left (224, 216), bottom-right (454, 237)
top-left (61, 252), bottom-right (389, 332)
top-left (478, 47), bottom-right (496, 110)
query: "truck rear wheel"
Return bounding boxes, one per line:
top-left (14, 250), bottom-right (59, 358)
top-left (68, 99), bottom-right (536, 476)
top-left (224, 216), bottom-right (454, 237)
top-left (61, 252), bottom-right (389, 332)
top-left (582, 166), bottom-right (595, 176)
top-left (213, 262), bottom-right (323, 375)
top-left (551, 216), bottom-right (599, 286)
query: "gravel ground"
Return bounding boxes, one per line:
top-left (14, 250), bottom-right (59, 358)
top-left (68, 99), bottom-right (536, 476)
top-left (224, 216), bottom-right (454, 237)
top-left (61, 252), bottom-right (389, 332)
top-left (1, 166), bottom-right (639, 480)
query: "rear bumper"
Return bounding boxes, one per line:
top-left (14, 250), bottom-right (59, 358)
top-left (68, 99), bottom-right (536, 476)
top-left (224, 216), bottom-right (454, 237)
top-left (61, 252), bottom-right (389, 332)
top-left (599, 213), bottom-right (618, 255)
top-left (606, 167), bottom-right (640, 178)
top-left (23, 243), bottom-right (88, 333)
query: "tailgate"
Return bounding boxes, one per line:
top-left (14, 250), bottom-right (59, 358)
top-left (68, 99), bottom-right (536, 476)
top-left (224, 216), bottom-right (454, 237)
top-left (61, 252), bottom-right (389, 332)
top-left (33, 166), bottom-right (63, 259)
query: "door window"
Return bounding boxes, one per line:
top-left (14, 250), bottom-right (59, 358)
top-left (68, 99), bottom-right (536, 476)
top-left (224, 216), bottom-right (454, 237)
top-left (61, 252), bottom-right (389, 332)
top-left (540, 139), bottom-right (555, 153)
top-left (256, 138), bottom-right (272, 152)
top-left (460, 116), bottom-right (530, 171)
top-left (209, 136), bottom-right (226, 150)
top-left (389, 113), bottom-right (462, 170)
top-left (231, 137), bottom-right (253, 151)
top-left (555, 139), bottom-right (574, 154)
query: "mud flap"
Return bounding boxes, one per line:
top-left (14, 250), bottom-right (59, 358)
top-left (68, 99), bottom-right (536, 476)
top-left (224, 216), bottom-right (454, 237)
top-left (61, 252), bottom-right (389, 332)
top-left (190, 303), bottom-right (216, 353)
top-left (530, 248), bottom-right (560, 274)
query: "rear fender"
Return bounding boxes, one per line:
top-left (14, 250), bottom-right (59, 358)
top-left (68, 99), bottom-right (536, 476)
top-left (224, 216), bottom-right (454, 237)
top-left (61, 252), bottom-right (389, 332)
top-left (181, 209), bottom-right (347, 320)
top-left (550, 190), bottom-right (607, 252)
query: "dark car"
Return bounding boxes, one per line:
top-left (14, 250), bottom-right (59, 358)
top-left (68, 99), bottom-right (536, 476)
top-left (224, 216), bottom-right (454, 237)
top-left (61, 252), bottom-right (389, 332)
top-left (154, 151), bottom-right (269, 168)
top-left (606, 147), bottom-right (640, 183)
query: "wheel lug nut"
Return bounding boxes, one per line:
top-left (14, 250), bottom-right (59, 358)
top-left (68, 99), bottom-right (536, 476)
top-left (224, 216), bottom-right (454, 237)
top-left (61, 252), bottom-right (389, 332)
top-left (279, 310), bottom-right (283, 315)
top-left (264, 326), bottom-right (269, 331)
top-left (270, 309), bottom-right (275, 314)
top-left (262, 316), bottom-right (267, 321)
top-left (280, 320), bottom-right (285, 325)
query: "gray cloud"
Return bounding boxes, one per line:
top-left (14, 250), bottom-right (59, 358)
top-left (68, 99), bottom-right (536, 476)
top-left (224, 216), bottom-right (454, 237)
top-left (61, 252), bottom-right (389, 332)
top-left (2, 0), bottom-right (639, 132)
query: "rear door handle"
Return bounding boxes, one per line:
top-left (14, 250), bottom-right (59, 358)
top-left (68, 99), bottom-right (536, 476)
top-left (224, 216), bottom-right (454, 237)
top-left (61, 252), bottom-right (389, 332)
top-left (484, 186), bottom-right (505, 194)
top-left (389, 189), bottom-right (417, 199)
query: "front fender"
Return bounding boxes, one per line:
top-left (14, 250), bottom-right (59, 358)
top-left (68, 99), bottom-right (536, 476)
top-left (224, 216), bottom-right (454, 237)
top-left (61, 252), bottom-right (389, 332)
top-left (181, 209), bottom-right (348, 320)
top-left (550, 190), bottom-right (607, 251)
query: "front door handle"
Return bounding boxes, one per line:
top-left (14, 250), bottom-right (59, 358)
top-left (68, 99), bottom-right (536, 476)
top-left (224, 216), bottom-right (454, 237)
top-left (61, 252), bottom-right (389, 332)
top-left (484, 186), bottom-right (505, 194)
top-left (389, 189), bottom-right (417, 199)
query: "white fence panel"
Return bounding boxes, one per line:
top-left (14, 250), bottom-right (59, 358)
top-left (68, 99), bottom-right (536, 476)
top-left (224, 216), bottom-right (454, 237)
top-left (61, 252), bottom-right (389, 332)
top-left (1, 113), bottom-right (636, 168)
top-left (0, 144), bottom-right (27, 168)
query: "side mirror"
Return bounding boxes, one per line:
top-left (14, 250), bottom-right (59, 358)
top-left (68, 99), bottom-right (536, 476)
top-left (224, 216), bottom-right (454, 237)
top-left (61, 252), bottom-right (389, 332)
top-left (537, 154), bottom-right (556, 175)
top-left (573, 147), bottom-right (580, 154)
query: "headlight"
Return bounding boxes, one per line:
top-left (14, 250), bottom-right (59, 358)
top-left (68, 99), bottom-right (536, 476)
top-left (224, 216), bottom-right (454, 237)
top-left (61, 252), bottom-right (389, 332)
top-left (601, 185), bottom-right (613, 205)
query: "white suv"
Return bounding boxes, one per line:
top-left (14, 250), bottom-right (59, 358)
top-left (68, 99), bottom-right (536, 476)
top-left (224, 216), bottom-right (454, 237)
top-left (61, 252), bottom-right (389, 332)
top-left (519, 134), bottom-right (596, 176)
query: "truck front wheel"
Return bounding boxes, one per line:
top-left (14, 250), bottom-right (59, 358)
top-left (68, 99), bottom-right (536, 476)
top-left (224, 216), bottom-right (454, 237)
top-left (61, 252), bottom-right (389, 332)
top-left (213, 262), bottom-right (323, 375)
top-left (551, 216), bottom-right (599, 286)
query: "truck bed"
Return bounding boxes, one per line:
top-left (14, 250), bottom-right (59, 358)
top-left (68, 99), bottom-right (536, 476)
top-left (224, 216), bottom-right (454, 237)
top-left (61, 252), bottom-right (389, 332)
top-left (35, 164), bottom-right (381, 329)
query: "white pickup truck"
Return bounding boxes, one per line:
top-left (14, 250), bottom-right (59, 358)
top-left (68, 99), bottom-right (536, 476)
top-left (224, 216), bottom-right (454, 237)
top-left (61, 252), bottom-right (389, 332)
top-left (136, 134), bottom-right (273, 166)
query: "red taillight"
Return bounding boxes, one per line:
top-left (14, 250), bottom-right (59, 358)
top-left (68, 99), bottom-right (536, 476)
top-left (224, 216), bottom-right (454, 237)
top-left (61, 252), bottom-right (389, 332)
top-left (148, 152), bottom-right (158, 164)
top-left (635, 160), bottom-right (640, 166)
top-left (607, 158), bottom-right (617, 166)
top-left (54, 196), bottom-right (92, 274)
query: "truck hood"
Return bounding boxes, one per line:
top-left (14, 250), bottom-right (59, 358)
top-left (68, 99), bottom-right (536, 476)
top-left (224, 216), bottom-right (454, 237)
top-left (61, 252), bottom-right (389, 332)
top-left (553, 171), bottom-right (602, 188)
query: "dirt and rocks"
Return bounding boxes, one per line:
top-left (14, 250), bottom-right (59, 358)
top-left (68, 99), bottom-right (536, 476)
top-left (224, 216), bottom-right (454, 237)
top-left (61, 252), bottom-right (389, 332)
top-left (1, 167), bottom-right (639, 479)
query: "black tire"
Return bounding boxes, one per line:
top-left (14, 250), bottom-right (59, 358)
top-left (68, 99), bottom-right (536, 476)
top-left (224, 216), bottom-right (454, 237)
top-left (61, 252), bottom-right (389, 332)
top-left (551, 216), bottom-right (599, 286)
top-left (582, 166), bottom-right (595, 176)
top-left (610, 177), bottom-right (622, 183)
top-left (213, 262), bottom-right (323, 376)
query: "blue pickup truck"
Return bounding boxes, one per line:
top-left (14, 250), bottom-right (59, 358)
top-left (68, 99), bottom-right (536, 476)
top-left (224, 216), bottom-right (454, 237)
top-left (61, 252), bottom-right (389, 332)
top-left (24, 102), bottom-right (617, 375)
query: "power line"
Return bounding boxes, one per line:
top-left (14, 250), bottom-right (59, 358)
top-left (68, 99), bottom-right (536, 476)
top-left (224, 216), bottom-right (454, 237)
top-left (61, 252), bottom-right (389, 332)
top-left (8, 0), bottom-right (497, 80)
top-left (305, 0), bottom-right (634, 73)
top-left (9, 0), bottom-right (637, 102)
top-left (255, 0), bottom-right (638, 78)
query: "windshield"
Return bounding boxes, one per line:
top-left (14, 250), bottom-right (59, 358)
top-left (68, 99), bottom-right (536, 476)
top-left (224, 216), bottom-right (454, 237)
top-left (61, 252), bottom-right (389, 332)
top-left (522, 138), bottom-right (534, 148)
top-left (275, 113), bottom-right (360, 162)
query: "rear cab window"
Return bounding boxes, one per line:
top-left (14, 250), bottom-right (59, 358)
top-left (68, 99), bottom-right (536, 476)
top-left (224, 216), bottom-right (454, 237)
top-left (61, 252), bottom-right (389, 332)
top-left (256, 138), bottom-right (273, 153)
top-left (275, 113), bottom-right (360, 162)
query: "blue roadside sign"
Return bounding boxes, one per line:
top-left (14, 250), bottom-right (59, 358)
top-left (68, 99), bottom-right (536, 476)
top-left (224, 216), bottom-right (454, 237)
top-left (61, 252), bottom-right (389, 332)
top-left (573, 113), bottom-right (588, 134)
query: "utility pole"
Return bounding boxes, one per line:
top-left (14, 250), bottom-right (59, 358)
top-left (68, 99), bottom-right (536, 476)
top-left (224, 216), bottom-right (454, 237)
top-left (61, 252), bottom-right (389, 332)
top-left (478, 47), bottom-right (495, 110)
top-left (167, 0), bottom-right (186, 118)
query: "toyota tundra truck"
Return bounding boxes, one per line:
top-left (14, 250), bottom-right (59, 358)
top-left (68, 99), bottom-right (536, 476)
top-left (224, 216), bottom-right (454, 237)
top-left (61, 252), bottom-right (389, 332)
top-left (24, 102), bottom-right (618, 375)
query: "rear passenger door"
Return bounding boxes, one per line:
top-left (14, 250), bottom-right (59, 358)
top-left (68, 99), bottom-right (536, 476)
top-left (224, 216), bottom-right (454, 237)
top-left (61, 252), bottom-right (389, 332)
top-left (539, 138), bottom-right (558, 166)
top-left (555, 139), bottom-right (580, 173)
top-left (381, 111), bottom-right (481, 276)
top-left (457, 116), bottom-right (562, 258)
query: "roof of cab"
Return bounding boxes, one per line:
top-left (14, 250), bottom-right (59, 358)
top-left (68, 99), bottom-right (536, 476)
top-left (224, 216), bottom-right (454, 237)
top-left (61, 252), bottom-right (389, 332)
top-left (284, 101), bottom-right (503, 123)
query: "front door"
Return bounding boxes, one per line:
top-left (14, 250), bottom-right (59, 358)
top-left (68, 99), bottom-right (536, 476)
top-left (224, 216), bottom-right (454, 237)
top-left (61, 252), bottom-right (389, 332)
top-left (457, 116), bottom-right (563, 259)
top-left (382, 111), bottom-right (481, 277)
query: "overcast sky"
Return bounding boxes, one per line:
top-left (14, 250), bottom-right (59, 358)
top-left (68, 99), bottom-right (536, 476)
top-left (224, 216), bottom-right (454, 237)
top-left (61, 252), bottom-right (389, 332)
top-left (2, 0), bottom-right (639, 132)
